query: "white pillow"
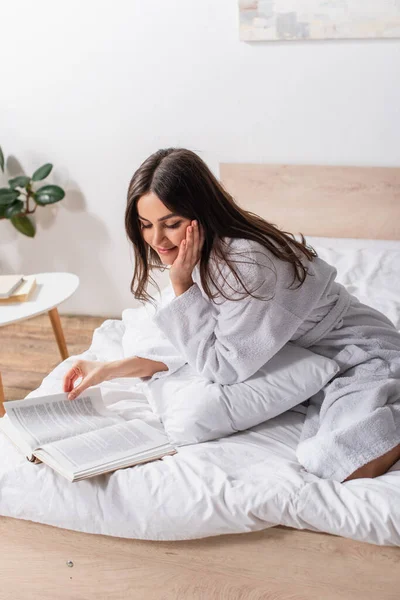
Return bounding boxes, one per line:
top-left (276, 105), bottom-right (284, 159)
top-left (145, 343), bottom-right (339, 446)
top-left (314, 246), bottom-right (400, 330)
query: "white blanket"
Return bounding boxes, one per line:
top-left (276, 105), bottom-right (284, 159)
top-left (1, 309), bottom-right (400, 546)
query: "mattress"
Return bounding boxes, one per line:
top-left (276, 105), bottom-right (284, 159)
top-left (1, 240), bottom-right (400, 546)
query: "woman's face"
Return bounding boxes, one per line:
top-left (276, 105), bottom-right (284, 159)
top-left (137, 192), bottom-right (192, 265)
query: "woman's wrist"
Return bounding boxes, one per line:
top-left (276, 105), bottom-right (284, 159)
top-left (105, 356), bottom-right (168, 379)
top-left (172, 278), bottom-right (194, 297)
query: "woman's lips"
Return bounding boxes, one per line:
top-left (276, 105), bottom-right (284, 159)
top-left (157, 246), bottom-right (176, 254)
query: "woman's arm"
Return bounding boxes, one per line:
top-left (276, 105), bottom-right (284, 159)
top-left (153, 240), bottom-right (309, 385)
top-left (107, 356), bottom-right (168, 379)
top-left (64, 356), bottom-right (168, 400)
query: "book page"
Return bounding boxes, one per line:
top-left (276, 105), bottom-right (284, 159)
top-left (39, 419), bottom-right (171, 471)
top-left (0, 414), bottom-right (36, 458)
top-left (4, 388), bottom-right (124, 450)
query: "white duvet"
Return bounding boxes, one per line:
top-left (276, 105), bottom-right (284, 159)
top-left (1, 244), bottom-right (400, 546)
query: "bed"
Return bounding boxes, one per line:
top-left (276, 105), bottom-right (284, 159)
top-left (1, 163), bottom-right (400, 547)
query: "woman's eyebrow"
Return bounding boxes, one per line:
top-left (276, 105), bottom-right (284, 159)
top-left (138, 212), bottom-right (177, 222)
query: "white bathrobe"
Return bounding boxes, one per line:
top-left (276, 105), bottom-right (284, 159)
top-left (134, 237), bottom-right (400, 482)
top-left (150, 236), bottom-right (351, 384)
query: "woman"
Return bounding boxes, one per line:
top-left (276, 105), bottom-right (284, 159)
top-left (63, 147), bottom-right (400, 483)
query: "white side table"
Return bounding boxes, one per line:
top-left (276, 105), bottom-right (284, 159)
top-left (0, 272), bottom-right (80, 410)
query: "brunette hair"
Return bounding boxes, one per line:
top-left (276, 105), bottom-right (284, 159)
top-left (125, 148), bottom-right (317, 307)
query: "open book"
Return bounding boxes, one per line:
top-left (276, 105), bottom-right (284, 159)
top-left (0, 387), bottom-right (176, 482)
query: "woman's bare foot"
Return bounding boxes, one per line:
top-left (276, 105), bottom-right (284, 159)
top-left (343, 443), bottom-right (400, 482)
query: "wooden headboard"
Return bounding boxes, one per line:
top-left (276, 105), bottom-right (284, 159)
top-left (219, 164), bottom-right (400, 240)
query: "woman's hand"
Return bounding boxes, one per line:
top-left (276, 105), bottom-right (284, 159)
top-left (62, 356), bottom-right (168, 400)
top-left (169, 220), bottom-right (205, 290)
top-left (62, 360), bottom-right (111, 400)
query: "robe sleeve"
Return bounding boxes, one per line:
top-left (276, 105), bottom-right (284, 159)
top-left (153, 248), bottom-right (304, 385)
top-left (133, 339), bottom-right (188, 384)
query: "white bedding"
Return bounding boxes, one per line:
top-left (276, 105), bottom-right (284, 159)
top-left (1, 241), bottom-right (400, 546)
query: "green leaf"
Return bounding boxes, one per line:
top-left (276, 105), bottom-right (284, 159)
top-left (32, 163), bottom-right (53, 181)
top-left (0, 146), bottom-right (4, 173)
top-left (0, 188), bottom-right (20, 206)
top-left (0, 204), bottom-right (7, 218)
top-left (9, 175), bottom-right (31, 189)
top-left (5, 200), bottom-right (24, 218)
top-left (34, 184), bottom-right (65, 205)
top-left (10, 214), bottom-right (35, 237)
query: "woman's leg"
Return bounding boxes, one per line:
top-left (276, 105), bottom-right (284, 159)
top-left (343, 442), bottom-right (400, 481)
top-left (296, 342), bottom-right (400, 482)
top-left (297, 299), bottom-right (400, 482)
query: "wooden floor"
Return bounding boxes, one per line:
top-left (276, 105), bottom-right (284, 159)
top-left (1, 314), bottom-right (400, 600)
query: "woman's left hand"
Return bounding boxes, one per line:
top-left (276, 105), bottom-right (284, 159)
top-left (169, 220), bottom-right (205, 289)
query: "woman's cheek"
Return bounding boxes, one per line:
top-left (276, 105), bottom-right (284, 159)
top-left (142, 231), bottom-right (154, 248)
top-left (174, 231), bottom-right (185, 245)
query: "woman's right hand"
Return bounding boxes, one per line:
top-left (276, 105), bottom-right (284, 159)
top-left (62, 359), bottom-right (111, 400)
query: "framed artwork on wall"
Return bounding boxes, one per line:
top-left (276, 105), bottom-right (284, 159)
top-left (239, 1), bottom-right (400, 41)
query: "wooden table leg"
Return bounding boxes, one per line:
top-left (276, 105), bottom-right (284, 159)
top-left (48, 307), bottom-right (69, 361)
top-left (0, 372), bottom-right (5, 417)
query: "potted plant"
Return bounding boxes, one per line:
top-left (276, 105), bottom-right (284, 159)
top-left (0, 145), bottom-right (66, 237)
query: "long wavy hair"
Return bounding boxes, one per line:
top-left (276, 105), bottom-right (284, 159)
top-left (125, 148), bottom-right (317, 307)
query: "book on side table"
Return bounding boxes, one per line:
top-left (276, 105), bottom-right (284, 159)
top-left (0, 274), bottom-right (25, 298)
top-left (0, 387), bottom-right (176, 482)
top-left (0, 275), bottom-right (36, 304)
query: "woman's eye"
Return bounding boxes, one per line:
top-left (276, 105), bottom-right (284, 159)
top-left (166, 222), bottom-right (182, 229)
top-left (140, 221), bottom-right (182, 229)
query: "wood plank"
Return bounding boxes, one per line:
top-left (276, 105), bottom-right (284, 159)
top-left (219, 163), bottom-right (400, 240)
top-left (1, 517), bottom-right (400, 600)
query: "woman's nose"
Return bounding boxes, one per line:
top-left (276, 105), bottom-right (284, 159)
top-left (152, 229), bottom-right (167, 245)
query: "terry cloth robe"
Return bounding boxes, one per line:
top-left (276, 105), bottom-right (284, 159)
top-left (151, 236), bottom-right (351, 385)
top-left (136, 237), bottom-right (400, 482)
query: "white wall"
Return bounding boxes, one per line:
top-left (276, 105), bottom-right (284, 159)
top-left (1, 0), bottom-right (399, 318)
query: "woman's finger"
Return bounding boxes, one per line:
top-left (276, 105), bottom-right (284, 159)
top-left (192, 221), bottom-right (203, 262)
top-left (63, 369), bottom-right (76, 392)
top-left (193, 221), bottom-right (200, 258)
top-left (180, 238), bottom-right (187, 263)
top-left (68, 378), bottom-right (90, 400)
top-left (68, 368), bottom-right (103, 400)
top-left (62, 373), bottom-right (69, 392)
top-left (63, 377), bottom-right (72, 393)
top-left (63, 366), bottom-right (82, 392)
top-left (187, 224), bottom-right (195, 264)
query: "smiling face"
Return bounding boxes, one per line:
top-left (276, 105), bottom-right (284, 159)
top-left (137, 192), bottom-right (192, 264)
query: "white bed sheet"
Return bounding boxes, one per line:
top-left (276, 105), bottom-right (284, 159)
top-left (1, 241), bottom-right (400, 546)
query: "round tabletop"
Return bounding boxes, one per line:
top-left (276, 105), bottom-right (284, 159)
top-left (0, 272), bottom-right (80, 327)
